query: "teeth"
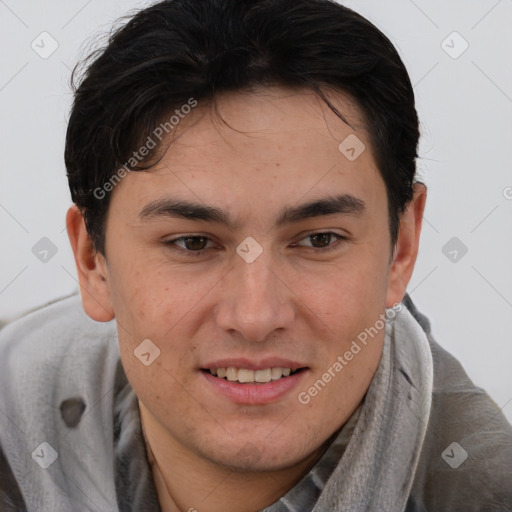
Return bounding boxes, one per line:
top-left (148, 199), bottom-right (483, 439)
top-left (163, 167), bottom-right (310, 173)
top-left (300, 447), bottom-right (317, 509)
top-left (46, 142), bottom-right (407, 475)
top-left (238, 369), bottom-right (254, 383)
top-left (271, 367), bottom-right (282, 380)
top-left (255, 369), bottom-right (272, 383)
top-left (209, 367), bottom-right (295, 383)
top-left (226, 367), bottom-right (237, 382)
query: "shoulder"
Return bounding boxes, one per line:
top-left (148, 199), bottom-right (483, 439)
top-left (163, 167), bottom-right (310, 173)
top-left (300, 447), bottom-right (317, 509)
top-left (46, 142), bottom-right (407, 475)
top-left (0, 292), bottom-right (118, 381)
top-left (0, 292), bottom-right (121, 428)
top-left (403, 295), bottom-right (512, 512)
top-left (0, 293), bottom-right (122, 511)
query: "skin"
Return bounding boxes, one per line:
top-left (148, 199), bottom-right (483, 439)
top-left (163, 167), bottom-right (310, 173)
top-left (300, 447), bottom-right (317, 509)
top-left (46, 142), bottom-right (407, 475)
top-left (67, 86), bottom-right (426, 512)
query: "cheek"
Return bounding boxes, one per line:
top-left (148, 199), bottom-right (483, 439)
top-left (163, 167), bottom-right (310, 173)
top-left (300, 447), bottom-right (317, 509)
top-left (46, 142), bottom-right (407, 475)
top-left (301, 249), bottom-right (389, 325)
top-left (297, 267), bottom-right (387, 425)
top-left (108, 258), bottom-right (212, 377)
top-left (296, 247), bottom-right (389, 395)
top-left (107, 255), bottom-right (189, 329)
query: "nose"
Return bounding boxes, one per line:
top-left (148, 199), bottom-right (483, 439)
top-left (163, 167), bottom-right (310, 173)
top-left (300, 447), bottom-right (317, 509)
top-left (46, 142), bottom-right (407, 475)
top-left (214, 250), bottom-right (296, 343)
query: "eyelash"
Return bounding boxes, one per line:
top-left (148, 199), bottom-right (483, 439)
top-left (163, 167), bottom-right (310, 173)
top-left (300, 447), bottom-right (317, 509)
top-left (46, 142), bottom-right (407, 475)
top-left (164, 232), bottom-right (347, 256)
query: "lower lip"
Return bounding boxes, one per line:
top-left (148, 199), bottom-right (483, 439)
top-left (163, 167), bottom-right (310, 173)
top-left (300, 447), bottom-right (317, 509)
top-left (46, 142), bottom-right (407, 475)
top-left (201, 370), bottom-right (308, 405)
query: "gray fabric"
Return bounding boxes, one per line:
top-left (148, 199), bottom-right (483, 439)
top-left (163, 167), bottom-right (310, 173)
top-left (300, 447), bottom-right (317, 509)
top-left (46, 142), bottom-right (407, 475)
top-left (0, 295), bottom-right (127, 511)
top-left (1, 293), bottom-right (512, 511)
top-left (262, 404), bottom-right (363, 511)
top-left (403, 297), bottom-right (512, 512)
top-left (0, 294), bottom-right (159, 511)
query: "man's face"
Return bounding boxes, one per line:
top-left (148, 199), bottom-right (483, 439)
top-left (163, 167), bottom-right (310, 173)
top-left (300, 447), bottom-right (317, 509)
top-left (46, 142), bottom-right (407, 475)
top-left (101, 87), bottom-right (397, 471)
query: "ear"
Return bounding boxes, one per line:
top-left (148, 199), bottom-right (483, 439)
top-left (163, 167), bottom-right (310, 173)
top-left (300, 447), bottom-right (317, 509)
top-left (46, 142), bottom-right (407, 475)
top-left (385, 183), bottom-right (427, 308)
top-left (66, 205), bottom-right (114, 322)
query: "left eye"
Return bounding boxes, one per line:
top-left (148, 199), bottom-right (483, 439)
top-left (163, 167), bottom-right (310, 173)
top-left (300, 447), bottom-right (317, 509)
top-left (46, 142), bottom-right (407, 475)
top-left (294, 232), bottom-right (344, 249)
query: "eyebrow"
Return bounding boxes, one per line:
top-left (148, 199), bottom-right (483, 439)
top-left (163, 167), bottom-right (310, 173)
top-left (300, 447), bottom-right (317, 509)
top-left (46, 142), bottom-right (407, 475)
top-left (138, 193), bottom-right (366, 229)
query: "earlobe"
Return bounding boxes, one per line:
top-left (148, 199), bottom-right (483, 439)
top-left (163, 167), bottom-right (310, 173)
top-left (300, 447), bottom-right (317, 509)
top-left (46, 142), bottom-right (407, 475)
top-left (66, 205), bottom-right (115, 322)
top-left (385, 183), bottom-right (427, 308)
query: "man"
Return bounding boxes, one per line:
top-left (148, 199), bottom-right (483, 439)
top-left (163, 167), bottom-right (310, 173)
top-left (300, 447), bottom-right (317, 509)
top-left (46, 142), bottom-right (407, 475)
top-left (1, 0), bottom-right (511, 510)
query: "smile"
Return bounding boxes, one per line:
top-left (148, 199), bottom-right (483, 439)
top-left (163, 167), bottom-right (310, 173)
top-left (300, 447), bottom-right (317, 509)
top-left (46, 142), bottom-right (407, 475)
top-left (201, 367), bottom-right (309, 404)
top-left (206, 367), bottom-right (304, 383)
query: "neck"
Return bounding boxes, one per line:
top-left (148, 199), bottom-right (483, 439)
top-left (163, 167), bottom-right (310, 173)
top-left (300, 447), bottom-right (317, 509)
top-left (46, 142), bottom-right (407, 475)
top-left (139, 403), bottom-right (331, 512)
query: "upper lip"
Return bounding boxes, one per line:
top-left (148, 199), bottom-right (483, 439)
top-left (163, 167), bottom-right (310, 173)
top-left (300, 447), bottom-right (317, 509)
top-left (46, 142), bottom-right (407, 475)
top-left (201, 358), bottom-right (307, 371)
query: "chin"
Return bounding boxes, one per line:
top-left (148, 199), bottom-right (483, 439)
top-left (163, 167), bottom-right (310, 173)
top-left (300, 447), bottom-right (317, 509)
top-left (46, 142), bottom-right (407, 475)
top-left (203, 439), bottom-right (314, 473)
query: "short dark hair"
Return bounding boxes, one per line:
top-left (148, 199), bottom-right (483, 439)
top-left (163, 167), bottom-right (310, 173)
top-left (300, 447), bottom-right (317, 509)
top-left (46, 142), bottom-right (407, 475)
top-left (65, 0), bottom-right (419, 256)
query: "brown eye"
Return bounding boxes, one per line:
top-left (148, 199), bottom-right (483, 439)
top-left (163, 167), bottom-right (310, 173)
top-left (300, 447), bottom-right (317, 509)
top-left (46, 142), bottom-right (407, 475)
top-left (182, 236), bottom-right (209, 251)
top-left (309, 233), bottom-right (334, 248)
top-left (165, 235), bottom-right (215, 253)
top-left (293, 232), bottom-right (347, 253)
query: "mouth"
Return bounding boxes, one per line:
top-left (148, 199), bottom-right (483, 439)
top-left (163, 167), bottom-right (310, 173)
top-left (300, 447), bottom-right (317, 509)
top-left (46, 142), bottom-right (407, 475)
top-left (200, 364), bottom-right (309, 405)
top-left (201, 367), bottom-right (307, 384)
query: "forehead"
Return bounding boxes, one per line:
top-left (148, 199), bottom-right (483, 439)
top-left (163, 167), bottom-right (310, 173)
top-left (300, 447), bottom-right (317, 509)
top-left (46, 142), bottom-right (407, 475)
top-left (169, 86), bottom-right (370, 161)
top-left (109, 86), bottom-right (384, 222)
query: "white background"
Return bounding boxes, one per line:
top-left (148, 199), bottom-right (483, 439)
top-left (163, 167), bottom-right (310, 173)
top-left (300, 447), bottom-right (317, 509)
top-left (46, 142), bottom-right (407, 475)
top-left (1, 0), bottom-right (511, 423)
